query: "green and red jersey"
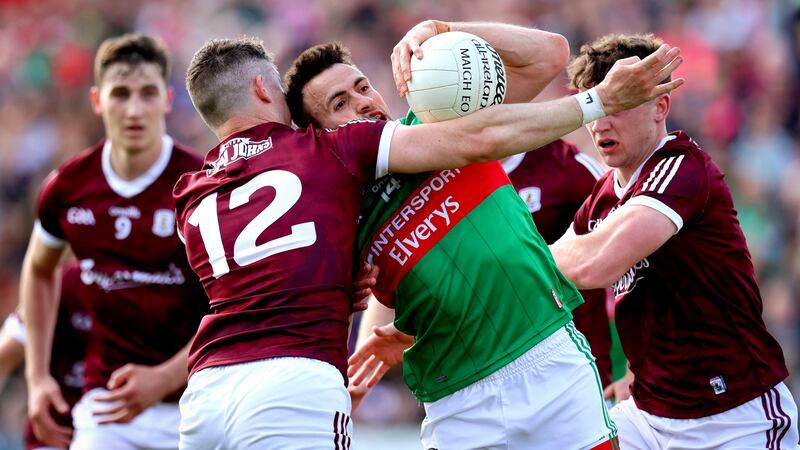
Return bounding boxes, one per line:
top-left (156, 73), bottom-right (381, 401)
top-left (357, 111), bottom-right (583, 402)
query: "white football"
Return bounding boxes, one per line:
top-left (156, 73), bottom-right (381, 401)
top-left (406, 31), bottom-right (506, 123)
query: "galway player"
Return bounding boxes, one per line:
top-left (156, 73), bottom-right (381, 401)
top-left (287, 21), bottom-right (619, 449)
top-left (175, 35), bottom-right (680, 449)
top-left (550, 33), bottom-right (799, 448)
top-left (0, 265), bottom-right (90, 450)
top-left (21, 34), bottom-right (207, 449)
top-left (503, 140), bottom-right (615, 388)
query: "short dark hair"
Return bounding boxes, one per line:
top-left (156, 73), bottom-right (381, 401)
top-left (186, 36), bottom-right (275, 128)
top-left (94, 33), bottom-right (170, 85)
top-left (568, 33), bottom-right (670, 90)
top-left (284, 42), bottom-right (353, 128)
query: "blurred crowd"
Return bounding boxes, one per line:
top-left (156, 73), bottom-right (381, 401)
top-left (0, 0), bottom-right (799, 447)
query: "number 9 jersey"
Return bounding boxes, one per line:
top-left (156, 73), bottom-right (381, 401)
top-left (173, 120), bottom-right (396, 380)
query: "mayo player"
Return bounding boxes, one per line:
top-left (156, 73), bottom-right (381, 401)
top-left (21, 34), bottom-right (207, 450)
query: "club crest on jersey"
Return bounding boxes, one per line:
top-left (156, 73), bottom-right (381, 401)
top-left (152, 209), bottom-right (175, 237)
top-left (517, 187), bottom-right (542, 213)
top-left (207, 137), bottom-right (273, 176)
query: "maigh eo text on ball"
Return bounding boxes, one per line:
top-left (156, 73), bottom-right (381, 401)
top-left (459, 39), bottom-right (506, 113)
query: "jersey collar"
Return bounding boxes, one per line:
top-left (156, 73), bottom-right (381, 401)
top-left (102, 135), bottom-right (173, 198)
top-left (613, 134), bottom-right (676, 198)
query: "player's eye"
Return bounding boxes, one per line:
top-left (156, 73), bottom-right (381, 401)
top-left (333, 100), bottom-right (345, 111)
top-left (359, 84), bottom-right (369, 93)
top-left (110, 88), bottom-right (130, 99)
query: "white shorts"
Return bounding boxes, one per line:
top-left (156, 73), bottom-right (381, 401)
top-left (612, 382), bottom-right (800, 449)
top-left (70, 387), bottom-right (180, 450)
top-left (420, 322), bottom-right (617, 450)
top-left (179, 357), bottom-right (352, 450)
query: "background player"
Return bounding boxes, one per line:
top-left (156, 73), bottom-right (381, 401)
top-left (550, 33), bottom-right (799, 448)
top-left (21, 34), bottom-right (208, 450)
top-left (284, 19), bottom-right (677, 449)
top-left (175, 33), bottom-right (680, 449)
top-left (0, 265), bottom-right (90, 450)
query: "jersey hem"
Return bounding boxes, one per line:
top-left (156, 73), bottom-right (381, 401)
top-left (409, 314), bottom-right (573, 402)
top-left (633, 372), bottom-right (789, 419)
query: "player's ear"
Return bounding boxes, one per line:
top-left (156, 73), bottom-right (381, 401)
top-left (254, 75), bottom-right (272, 104)
top-left (89, 86), bottom-right (102, 115)
top-left (654, 93), bottom-right (670, 122)
top-left (165, 86), bottom-right (175, 114)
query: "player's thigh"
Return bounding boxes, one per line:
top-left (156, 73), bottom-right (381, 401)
top-left (668, 383), bottom-right (799, 450)
top-left (179, 366), bottom-right (226, 450)
top-left (227, 357), bottom-right (352, 450)
top-left (609, 398), bottom-right (662, 450)
top-left (182, 357), bottom-right (352, 450)
top-left (72, 388), bottom-right (180, 450)
top-left (520, 322), bottom-right (617, 450)
top-left (420, 324), bottom-right (617, 450)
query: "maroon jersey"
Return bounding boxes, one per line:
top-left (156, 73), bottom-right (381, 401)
top-left (35, 136), bottom-right (208, 400)
top-left (573, 131), bottom-right (788, 418)
top-left (173, 120), bottom-right (394, 380)
top-left (504, 140), bottom-right (613, 386)
top-left (24, 264), bottom-right (91, 450)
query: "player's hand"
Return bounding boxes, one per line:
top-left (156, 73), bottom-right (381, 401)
top-left (595, 43), bottom-right (684, 115)
top-left (347, 323), bottom-right (413, 388)
top-left (28, 374), bottom-right (73, 448)
top-left (392, 19), bottom-right (450, 97)
top-left (348, 377), bottom-right (372, 413)
top-left (603, 369), bottom-right (633, 405)
top-left (352, 263), bottom-right (379, 312)
top-left (93, 363), bottom-right (171, 424)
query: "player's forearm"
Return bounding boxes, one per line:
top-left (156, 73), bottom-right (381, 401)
top-left (448, 22), bottom-right (569, 102)
top-left (21, 265), bottom-right (60, 380)
top-left (390, 95), bottom-right (583, 173)
top-left (153, 341), bottom-right (191, 395)
top-left (356, 296), bottom-right (395, 347)
top-left (448, 22), bottom-right (566, 71)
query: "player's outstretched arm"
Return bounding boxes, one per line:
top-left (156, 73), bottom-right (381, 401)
top-left (387, 44), bottom-right (684, 174)
top-left (93, 341), bottom-right (191, 424)
top-left (549, 204), bottom-right (676, 289)
top-left (347, 321), bottom-right (413, 412)
top-left (21, 230), bottom-right (72, 448)
top-left (392, 20), bottom-right (569, 103)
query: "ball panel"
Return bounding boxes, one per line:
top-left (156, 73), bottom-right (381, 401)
top-left (406, 84), bottom-right (460, 111)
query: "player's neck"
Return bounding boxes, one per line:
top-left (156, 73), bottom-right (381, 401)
top-left (616, 131), bottom-right (669, 186)
top-left (215, 112), bottom-right (288, 142)
top-left (108, 138), bottom-right (163, 181)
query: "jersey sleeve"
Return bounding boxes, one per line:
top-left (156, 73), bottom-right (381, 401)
top-left (322, 119), bottom-right (399, 184)
top-left (628, 150), bottom-right (708, 232)
top-left (35, 170), bottom-right (68, 248)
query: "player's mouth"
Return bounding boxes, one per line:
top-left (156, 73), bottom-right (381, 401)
top-left (597, 138), bottom-right (618, 152)
top-left (125, 124), bottom-right (146, 135)
top-left (365, 110), bottom-right (387, 121)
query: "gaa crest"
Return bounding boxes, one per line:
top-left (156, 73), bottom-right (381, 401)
top-left (152, 209), bottom-right (175, 237)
